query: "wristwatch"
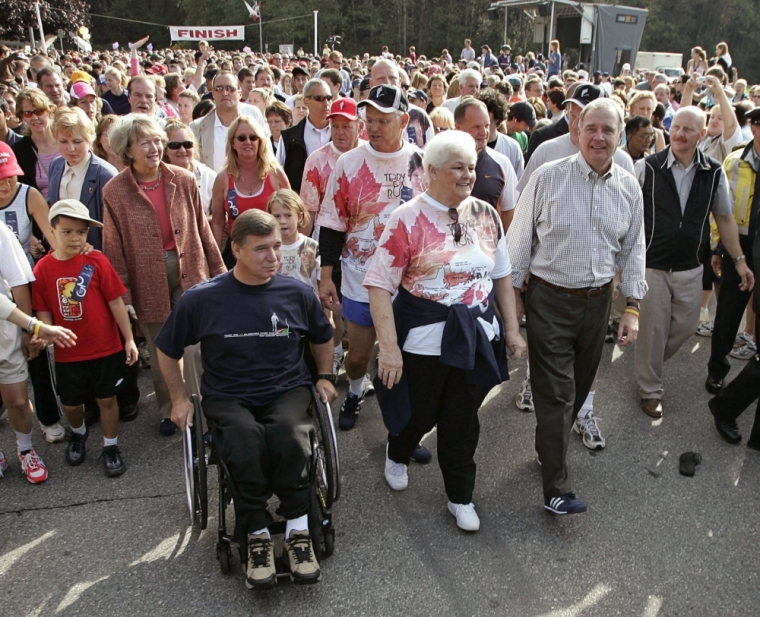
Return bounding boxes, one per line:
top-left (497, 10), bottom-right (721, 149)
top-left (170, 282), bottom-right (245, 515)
top-left (317, 374), bottom-right (337, 384)
top-left (734, 255), bottom-right (747, 264)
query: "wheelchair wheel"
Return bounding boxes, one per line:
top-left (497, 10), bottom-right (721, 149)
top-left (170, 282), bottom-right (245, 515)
top-left (218, 544), bottom-right (231, 574)
top-left (310, 387), bottom-right (341, 507)
top-left (323, 528), bottom-right (335, 558)
top-left (191, 395), bottom-right (208, 530)
top-left (307, 484), bottom-right (324, 563)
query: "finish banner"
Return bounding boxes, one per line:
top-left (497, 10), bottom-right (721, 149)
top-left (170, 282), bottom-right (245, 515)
top-left (169, 26), bottom-right (245, 41)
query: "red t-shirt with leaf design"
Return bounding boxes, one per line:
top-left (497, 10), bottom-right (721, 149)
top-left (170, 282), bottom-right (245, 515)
top-left (364, 194), bottom-right (512, 355)
top-left (316, 141), bottom-right (425, 303)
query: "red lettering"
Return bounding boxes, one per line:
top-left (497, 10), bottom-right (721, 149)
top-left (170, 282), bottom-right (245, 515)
top-left (225, 29), bottom-right (237, 37)
top-left (177, 29), bottom-right (189, 37)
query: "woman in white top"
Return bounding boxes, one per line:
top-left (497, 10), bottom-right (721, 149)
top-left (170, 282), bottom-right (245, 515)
top-left (162, 119), bottom-right (216, 216)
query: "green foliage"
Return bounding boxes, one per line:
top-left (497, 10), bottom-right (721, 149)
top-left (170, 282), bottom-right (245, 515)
top-left (0, 0), bottom-right (91, 42)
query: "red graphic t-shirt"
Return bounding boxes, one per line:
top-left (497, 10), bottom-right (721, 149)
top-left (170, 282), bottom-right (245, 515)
top-left (32, 252), bottom-right (127, 363)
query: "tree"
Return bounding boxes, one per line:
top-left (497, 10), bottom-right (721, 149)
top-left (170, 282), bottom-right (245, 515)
top-left (0, 0), bottom-right (90, 43)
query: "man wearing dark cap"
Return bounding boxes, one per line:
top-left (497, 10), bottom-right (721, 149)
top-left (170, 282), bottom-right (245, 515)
top-left (285, 65), bottom-right (310, 112)
top-left (705, 107), bottom-right (760, 396)
top-left (506, 101), bottom-right (536, 154)
top-left (525, 82), bottom-right (602, 162)
top-left (498, 45), bottom-right (512, 73)
top-left (407, 89), bottom-right (428, 109)
top-left (317, 85), bottom-right (429, 472)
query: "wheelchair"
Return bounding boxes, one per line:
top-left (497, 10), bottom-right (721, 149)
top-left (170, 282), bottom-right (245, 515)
top-left (182, 386), bottom-right (340, 578)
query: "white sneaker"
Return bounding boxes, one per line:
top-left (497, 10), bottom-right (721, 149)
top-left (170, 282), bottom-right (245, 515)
top-left (40, 422), bottom-right (65, 444)
top-left (332, 348), bottom-right (344, 375)
top-left (573, 411), bottom-right (606, 450)
top-left (384, 444), bottom-right (408, 491)
top-left (363, 373), bottom-right (375, 396)
top-left (695, 320), bottom-right (713, 337)
top-left (515, 377), bottom-right (534, 412)
top-left (447, 501), bottom-right (480, 531)
top-left (0, 451), bottom-right (7, 478)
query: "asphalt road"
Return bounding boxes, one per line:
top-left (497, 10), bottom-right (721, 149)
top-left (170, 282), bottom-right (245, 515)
top-left (2, 326), bottom-right (759, 617)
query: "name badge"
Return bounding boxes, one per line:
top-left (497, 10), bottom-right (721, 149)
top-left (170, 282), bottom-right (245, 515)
top-left (70, 264), bottom-right (95, 302)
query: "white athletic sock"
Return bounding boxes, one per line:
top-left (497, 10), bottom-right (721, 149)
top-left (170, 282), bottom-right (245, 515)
top-left (103, 436), bottom-right (118, 447)
top-left (700, 307), bottom-right (710, 323)
top-left (526, 360), bottom-right (530, 380)
top-left (71, 423), bottom-right (86, 436)
top-left (16, 431), bottom-right (33, 453)
top-left (348, 376), bottom-right (365, 397)
top-left (286, 515), bottom-right (308, 539)
top-left (334, 342), bottom-right (343, 353)
top-left (251, 527), bottom-right (270, 538)
top-left (577, 391), bottom-right (595, 419)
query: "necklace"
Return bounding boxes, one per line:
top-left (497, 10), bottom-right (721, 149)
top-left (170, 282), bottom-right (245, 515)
top-left (138, 171), bottom-right (162, 192)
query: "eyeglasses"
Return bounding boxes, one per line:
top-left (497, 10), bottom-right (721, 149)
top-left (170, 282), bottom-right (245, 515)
top-left (363, 117), bottom-right (395, 127)
top-left (306, 95), bottom-right (333, 103)
top-left (213, 85), bottom-right (238, 93)
top-left (434, 126), bottom-right (449, 133)
top-left (21, 109), bottom-right (47, 118)
top-left (235, 134), bottom-right (259, 142)
top-left (167, 141), bottom-right (194, 150)
top-left (448, 208), bottom-right (462, 244)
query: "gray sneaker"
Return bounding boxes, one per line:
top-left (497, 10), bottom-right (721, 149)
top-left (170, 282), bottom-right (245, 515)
top-left (730, 341), bottom-right (757, 360)
top-left (245, 533), bottom-right (276, 590)
top-left (573, 411), bottom-right (606, 450)
top-left (515, 378), bottom-right (534, 412)
top-left (285, 531), bottom-right (321, 585)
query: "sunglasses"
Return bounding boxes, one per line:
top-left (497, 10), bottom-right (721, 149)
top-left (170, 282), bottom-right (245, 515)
top-left (21, 109), bottom-right (47, 118)
top-left (213, 85), bottom-right (238, 93)
top-left (448, 208), bottom-right (462, 244)
top-left (167, 141), bottom-right (194, 150)
top-left (235, 134), bottom-right (259, 142)
top-left (306, 95), bottom-right (332, 103)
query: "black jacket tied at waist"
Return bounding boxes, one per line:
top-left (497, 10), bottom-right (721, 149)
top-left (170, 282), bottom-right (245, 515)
top-left (374, 286), bottom-right (509, 434)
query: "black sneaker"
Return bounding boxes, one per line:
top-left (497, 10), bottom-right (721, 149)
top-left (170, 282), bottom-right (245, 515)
top-left (100, 445), bottom-right (126, 477)
top-left (410, 443), bottom-right (432, 464)
top-left (66, 431), bottom-right (88, 466)
top-left (159, 419), bottom-right (178, 437)
top-left (339, 392), bottom-right (363, 430)
top-left (544, 493), bottom-right (587, 515)
top-left (119, 404), bottom-right (139, 422)
top-left (605, 322), bottom-right (617, 343)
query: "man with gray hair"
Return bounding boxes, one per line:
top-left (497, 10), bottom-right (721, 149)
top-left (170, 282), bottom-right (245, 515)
top-left (634, 106), bottom-right (753, 419)
top-left (508, 98), bottom-right (648, 515)
top-left (442, 68), bottom-right (482, 114)
top-left (277, 78), bottom-right (333, 191)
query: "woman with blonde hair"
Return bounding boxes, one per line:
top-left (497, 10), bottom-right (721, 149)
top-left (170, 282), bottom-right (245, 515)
top-left (177, 89), bottom-right (200, 126)
top-left (429, 106), bottom-right (455, 134)
top-left (11, 88), bottom-right (59, 199)
top-left (249, 87), bottom-right (274, 115)
top-left (715, 42), bottom-right (732, 75)
top-left (686, 47), bottom-right (708, 76)
top-left (162, 118), bottom-right (216, 216)
top-left (93, 115), bottom-right (125, 172)
top-left (210, 116), bottom-right (290, 266)
top-left (102, 66), bottom-right (130, 115)
top-left (627, 91), bottom-right (666, 152)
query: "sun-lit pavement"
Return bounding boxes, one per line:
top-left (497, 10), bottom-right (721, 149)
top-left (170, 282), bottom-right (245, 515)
top-left (2, 329), bottom-right (759, 617)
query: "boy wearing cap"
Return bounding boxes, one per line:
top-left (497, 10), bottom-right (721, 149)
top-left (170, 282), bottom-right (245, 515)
top-left (32, 199), bottom-right (138, 477)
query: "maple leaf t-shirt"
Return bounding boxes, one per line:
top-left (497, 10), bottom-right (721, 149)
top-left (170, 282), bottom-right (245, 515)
top-left (364, 193), bottom-right (512, 355)
top-left (32, 252), bottom-right (127, 363)
top-left (317, 141), bottom-right (426, 304)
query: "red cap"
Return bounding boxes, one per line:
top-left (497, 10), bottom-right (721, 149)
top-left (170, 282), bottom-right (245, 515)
top-left (0, 142), bottom-right (23, 181)
top-left (328, 97), bottom-right (358, 121)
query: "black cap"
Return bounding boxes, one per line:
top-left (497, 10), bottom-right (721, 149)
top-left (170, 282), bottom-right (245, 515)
top-left (359, 75), bottom-right (371, 92)
top-left (358, 85), bottom-right (409, 113)
top-left (407, 88), bottom-right (428, 104)
top-left (746, 107), bottom-right (760, 125)
top-left (509, 101), bottom-right (537, 129)
top-left (562, 83), bottom-right (603, 108)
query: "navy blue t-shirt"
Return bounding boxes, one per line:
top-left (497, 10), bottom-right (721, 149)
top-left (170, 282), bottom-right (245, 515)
top-left (155, 272), bottom-right (333, 407)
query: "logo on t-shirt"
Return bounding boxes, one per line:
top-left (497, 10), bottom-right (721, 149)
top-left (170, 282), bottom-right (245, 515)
top-left (56, 277), bottom-right (83, 320)
top-left (223, 312), bottom-right (291, 339)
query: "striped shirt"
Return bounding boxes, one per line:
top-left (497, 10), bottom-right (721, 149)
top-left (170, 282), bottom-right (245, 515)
top-left (507, 153), bottom-right (648, 300)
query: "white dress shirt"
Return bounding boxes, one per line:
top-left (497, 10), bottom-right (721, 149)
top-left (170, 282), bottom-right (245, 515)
top-left (59, 153), bottom-right (92, 201)
top-left (276, 118), bottom-right (331, 166)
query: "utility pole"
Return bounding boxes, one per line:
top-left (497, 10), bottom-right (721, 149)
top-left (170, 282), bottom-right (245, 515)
top-left (314, 11), bottom-right (318, 57)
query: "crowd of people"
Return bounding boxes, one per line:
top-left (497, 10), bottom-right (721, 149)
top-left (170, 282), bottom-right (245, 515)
top-left (2, 33), bottom-right (760, 589)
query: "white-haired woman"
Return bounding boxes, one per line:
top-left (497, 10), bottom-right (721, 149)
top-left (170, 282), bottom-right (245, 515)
top-left (103, 114), bottom-right (225, 436)
top-left (364, 130), bottom-right (526, 532)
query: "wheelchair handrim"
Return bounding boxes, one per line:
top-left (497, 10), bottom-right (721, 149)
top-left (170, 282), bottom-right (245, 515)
top-left (182, 426), bottom-right (195, 525)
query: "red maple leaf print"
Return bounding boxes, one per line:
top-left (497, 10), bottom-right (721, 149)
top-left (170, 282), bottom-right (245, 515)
top-left (406, 210), bottom-right (458, 280)
top-left (305, 166), bottom-right (323, 196)
top-left (381, 220), bottom-right (410, 268)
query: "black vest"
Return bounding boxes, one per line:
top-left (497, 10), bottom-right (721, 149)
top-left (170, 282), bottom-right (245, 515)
top-left (641, 148), bottom-right (722, 272)
top-left (279, 119), bottom-right (309, 193)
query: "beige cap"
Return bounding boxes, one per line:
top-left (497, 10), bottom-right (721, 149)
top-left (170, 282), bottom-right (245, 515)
top-left (48, 199), bottom-right (103, 228)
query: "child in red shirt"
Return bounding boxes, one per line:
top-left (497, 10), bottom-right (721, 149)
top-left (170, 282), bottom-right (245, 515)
top-left (33, 199), bottom-right (138, 477)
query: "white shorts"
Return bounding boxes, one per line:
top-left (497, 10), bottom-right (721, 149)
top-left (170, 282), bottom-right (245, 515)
top-left (0, 319), bottom-right (28, 385)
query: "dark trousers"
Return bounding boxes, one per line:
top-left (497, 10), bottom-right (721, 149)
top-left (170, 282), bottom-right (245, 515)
top-left (708, 238), bottom-right (755, 380)
top-left (526, 278), bottom-right (611, 498)
top-left (387, 353), bottom-right (488, 505)
top-left (710, 318), bottom-right (760, 444)
top-left (31, 344), bottom-right (140, 426)
top-left (203, 387), bottom-right (313, 533)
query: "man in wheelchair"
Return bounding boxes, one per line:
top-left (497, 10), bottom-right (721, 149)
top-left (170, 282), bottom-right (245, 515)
top-left (155, 209), bottom-right (338, 589)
